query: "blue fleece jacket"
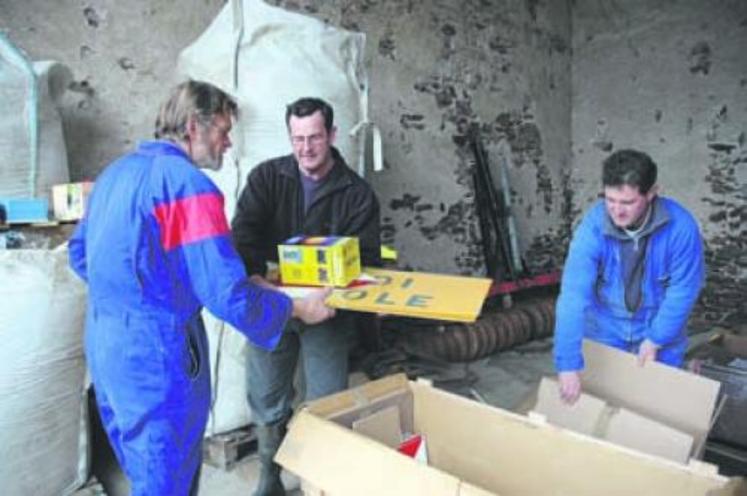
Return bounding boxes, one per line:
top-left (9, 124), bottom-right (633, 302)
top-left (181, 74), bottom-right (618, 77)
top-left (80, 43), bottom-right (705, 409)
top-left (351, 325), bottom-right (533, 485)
top-left (553, 197), bottom-right (705, 372)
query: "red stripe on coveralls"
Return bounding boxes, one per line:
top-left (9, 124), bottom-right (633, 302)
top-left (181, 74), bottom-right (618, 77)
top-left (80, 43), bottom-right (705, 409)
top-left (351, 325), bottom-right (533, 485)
top-left (153, 193), bottom-right (229, 250)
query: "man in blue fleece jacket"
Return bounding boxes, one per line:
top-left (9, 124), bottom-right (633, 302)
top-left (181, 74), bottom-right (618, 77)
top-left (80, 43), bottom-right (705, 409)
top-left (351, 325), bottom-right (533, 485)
top-left (553, 149), bottom-right (705, 404)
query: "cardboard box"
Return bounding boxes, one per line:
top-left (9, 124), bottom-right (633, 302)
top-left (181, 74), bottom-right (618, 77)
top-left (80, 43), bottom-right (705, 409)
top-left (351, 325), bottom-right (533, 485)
top-left (278, 236), bottom-right (360, 287)
top-left (526, 340), bottom-right (722, 465)
top-left (276, 373), bottom-right (744, 496)
top-left (51, 181), bottom-right (93, 221)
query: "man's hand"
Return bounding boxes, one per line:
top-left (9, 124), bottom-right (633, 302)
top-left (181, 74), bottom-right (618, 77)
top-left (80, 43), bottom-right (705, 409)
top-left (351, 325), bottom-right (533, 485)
top-left (558, 371), bottom-right (582, 405)
top-left (292, 287), bottom-right (336, 325)
top-left (637, 338), bottom-right (659, 366)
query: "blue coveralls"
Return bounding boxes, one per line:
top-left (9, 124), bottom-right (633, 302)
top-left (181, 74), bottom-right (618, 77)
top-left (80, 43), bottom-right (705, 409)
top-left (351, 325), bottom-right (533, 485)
top-left (69, 141), bottom-right (292, 495)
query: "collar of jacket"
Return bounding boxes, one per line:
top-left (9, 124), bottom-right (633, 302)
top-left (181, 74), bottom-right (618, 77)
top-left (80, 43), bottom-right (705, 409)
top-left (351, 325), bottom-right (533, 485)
top-left (603, 196), bottom-right (671, 240)
top-left (137, 140), bottom-right (190, 159)
top-left (277, 146), bottom-right (355, 195)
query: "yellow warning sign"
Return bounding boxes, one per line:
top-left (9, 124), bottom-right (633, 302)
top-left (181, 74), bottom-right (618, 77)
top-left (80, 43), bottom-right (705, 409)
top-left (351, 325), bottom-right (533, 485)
top-left (326, 268), bottom-right (491, 322)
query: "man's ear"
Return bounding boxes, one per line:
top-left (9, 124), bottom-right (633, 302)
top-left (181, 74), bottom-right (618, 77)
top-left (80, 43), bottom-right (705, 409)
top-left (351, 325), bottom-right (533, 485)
top-left (328, 125), bottom-right (337, 144)
top-left (647, 184), bottom-right (660, 201)
top-left (185, 115), bottom-right (200, 141)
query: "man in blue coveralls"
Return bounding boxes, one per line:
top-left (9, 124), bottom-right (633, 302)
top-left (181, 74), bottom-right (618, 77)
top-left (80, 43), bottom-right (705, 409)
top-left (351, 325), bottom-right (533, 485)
top-left (68, 80), bottom-right (335, 495)
top-left (553, 149), bottom-right (705, 404)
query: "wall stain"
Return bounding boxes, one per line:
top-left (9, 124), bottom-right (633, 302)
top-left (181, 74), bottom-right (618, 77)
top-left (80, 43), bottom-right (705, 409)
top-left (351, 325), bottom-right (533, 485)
top-left (83, 7), bottom-right (102, 28)
top-left (689, 41), bottom-right (712, 75)
top-left (400, 113), bottom-right (425, 130)
top-left (117, 57), bottom-right (135, 71)
top-left (378, 33), bottom-right (396, 60)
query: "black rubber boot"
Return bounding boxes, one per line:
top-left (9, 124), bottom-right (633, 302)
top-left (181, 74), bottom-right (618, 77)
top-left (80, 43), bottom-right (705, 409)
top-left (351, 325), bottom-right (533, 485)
top-left (253, 422), bottom-right (287, 496)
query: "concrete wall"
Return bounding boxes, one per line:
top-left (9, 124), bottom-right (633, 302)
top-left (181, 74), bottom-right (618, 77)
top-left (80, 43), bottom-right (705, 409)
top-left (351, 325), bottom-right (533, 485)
top-left (267, 0), bottom-right (573, 276)
top-left (0, 0), bottom-right (225, 182)
top-left (571, 0), bottom-right (747, 328)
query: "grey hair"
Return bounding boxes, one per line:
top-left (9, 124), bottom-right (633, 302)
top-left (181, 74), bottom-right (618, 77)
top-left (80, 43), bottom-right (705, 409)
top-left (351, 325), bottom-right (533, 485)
top-left (154, 80), bottom-right (238, 141)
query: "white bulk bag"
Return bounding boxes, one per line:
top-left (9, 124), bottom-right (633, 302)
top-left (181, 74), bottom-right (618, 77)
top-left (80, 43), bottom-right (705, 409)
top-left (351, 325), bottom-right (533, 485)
top-left (177, 0), bottom-right (369, 219)
top-left (0, 247), bottom-right (88, 495)
top-left (0, 34), bottom-right (72, 198)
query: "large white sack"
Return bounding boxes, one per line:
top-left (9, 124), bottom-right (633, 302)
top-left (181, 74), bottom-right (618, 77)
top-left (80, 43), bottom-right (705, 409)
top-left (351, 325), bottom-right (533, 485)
top-left (0, 34), bottom-right (72, 198)
top-left (203, 311), bottom-right (253, 436)
top-left (0, 247), bottom-right (89, 495)
top-left (179, 0), bottom-right (370, 435)
top-left (177, 0), bottom-right (369, 219)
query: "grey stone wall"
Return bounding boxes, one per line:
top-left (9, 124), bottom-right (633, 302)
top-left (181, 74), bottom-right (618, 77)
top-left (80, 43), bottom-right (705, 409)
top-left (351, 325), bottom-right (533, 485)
top-left (267, 0), bottom-right (573, 276)
top-left (0, 0), bottom-right (225, 182)
top-left (571, 0), bottom-right (747, 328)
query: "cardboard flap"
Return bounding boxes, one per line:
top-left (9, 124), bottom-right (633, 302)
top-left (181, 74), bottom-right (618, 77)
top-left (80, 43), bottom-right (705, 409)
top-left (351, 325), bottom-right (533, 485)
top-left (534, 377), bottom-right (694, 464)
top-left (582, 340), bottom-right (720, 445)
top-left (605, 408), bottom-right (693, 464)
top-left (304, 373), bottom-right (410, 419)
top-left (534, 377), bottom-right (607, 436)
top-left (352, 405), bottom-right (402, 448)
top-left (276, 409), bottom-right (462, 496)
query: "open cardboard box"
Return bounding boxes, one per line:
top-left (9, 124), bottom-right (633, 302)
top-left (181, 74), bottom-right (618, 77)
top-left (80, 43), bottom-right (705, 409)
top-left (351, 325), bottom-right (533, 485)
top-left (526, 340), bottom-right (725, 466)
top-left (276, 372), bottom-right (745, 496)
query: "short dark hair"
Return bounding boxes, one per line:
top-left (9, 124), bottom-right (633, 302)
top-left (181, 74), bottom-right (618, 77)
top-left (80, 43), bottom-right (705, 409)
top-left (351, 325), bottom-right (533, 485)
top-left (285, 97), bottom-right (334, 131)
top-left (602, 149), bottom-right (658, 194)
top-left (155, 80), bottom-right (238, 141)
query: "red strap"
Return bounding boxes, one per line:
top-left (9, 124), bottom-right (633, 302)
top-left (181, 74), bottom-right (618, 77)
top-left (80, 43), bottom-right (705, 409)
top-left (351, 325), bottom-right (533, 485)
top-left (153, 193), bottom-right (229, 250)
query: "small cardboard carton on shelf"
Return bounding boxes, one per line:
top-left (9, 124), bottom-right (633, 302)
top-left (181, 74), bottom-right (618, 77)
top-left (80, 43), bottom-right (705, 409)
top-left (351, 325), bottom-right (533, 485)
top-left (525, 340), bottom-right (723, 465)
top-left (275, 372), bottom-right (744, 496)
top-left (51, 181), bottom-right (93, 221)
top-left (278, 235), bottom-right (360, 287)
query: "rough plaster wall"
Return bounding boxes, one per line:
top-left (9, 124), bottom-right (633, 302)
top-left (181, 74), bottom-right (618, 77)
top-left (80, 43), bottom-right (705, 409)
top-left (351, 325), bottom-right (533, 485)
top-left (571, 0), bottom-right (747, 328)
top-left (0, 0), bottom-right (226, 182)
top-left (268, 0), bottom-right (572, 276)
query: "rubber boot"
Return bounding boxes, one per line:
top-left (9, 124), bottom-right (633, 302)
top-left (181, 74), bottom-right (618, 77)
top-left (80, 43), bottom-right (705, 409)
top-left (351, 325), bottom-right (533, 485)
top-left (253, 422), bottom-right (286, 496)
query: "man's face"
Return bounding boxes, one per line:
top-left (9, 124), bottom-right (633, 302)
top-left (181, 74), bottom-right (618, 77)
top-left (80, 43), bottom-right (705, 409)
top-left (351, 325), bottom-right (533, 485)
top-left (603, 184), bottom-right (656, 229)
top-left (288, 110), bottom-right (336, 176)
top-left (191, 113), bottom-right (232, 171)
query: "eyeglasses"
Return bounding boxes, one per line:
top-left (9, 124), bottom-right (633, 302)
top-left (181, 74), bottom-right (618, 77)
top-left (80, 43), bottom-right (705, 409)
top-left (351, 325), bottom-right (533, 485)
top-left (290, 134), bottom-right (326, 146)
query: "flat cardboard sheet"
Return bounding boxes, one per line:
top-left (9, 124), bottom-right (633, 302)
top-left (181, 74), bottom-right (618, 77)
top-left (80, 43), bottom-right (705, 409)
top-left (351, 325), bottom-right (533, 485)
top-left (325, 268), bottom-right (492, 322)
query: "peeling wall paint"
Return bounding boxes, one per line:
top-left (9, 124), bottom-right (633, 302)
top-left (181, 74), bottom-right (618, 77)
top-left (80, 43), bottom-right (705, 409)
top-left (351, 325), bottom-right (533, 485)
top-left (572, 0), bottom-right (747, 329)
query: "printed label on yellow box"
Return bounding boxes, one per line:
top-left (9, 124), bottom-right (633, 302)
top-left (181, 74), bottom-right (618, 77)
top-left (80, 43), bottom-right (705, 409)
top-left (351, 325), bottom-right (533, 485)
top-left (278, 236), bottom-right (360, 287)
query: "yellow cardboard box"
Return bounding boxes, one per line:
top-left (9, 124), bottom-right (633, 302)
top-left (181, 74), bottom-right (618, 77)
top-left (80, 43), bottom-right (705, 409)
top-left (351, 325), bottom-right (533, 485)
top-left (278, 236), bottom-right (360, 287)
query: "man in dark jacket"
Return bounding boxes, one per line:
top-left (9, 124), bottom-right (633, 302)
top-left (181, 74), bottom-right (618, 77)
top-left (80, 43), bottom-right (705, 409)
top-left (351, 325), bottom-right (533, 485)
top-left (231, 97), bottom-right (381, 495)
